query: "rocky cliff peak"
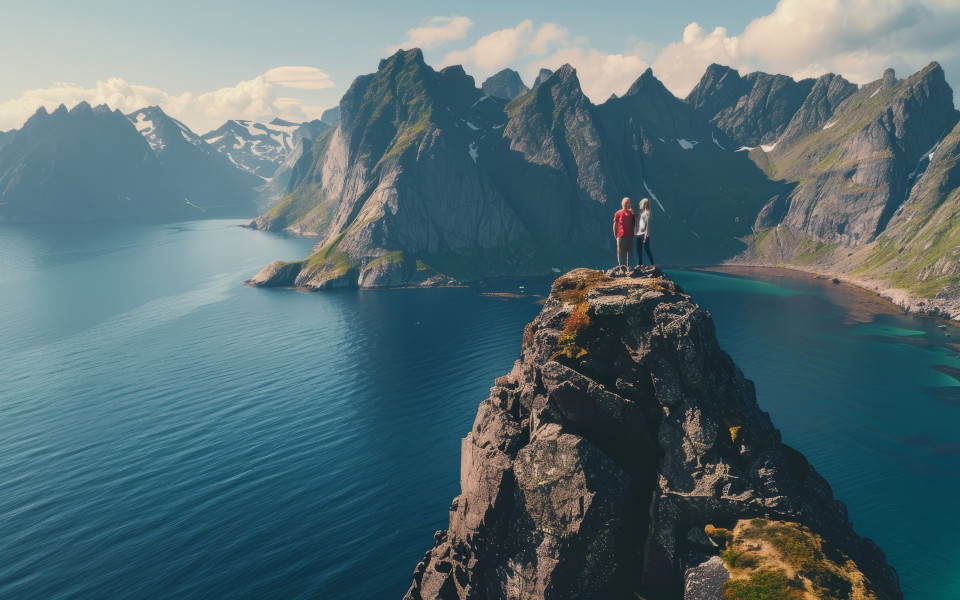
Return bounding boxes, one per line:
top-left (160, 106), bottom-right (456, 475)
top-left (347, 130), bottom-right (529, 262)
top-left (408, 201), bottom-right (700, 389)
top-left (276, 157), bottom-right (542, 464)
top-left (482, 68), bottom-right (529, 101)
top-left (68, 101), bottom-right (92, 115)
top-left (624, 67), bottom-right (660, 96)
top-left (378, 47), bottom-right (426, 72)
top-left (778, 72), bottom-right (857, 143)
top-left (883, 67), bottom-right (897, 87)
top-left (608, 66), bottom-right (709, 144)
top-left (685, 63), bottom-right (749, 119)
top-left (405, 268), bottom-right (902, 600)
top-left (535, 68), bottom-right (554, 86)
top-left (710, 72), bottom-right (815, 146)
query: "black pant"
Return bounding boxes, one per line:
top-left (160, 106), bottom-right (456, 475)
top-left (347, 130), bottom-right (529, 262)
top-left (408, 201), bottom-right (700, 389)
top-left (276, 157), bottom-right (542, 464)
top-left (636, 236), bottom-right (654, 265)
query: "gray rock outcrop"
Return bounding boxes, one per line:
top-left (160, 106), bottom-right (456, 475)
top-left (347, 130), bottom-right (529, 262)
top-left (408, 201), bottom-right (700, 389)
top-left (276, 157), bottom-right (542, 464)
top-left (404, 269), bottom-right (901, 600)
top-left (482, 69), bottom-right (529, 101)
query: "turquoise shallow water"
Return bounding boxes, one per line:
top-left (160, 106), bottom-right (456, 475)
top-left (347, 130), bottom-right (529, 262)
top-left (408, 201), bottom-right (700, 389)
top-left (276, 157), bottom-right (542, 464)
top-left (0, 222), bottom-right (957, 598)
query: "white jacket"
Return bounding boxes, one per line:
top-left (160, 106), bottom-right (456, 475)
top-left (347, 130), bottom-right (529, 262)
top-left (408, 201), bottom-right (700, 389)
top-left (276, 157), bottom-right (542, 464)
top-left (634, 210), bottom-right (650, 236)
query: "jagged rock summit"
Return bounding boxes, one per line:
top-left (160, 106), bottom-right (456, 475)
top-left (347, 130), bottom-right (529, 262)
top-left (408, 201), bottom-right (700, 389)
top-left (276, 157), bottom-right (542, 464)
top-left (405, 268), bottom-right (901, 600)
top-left (482, 68), bottom-right (529, 100)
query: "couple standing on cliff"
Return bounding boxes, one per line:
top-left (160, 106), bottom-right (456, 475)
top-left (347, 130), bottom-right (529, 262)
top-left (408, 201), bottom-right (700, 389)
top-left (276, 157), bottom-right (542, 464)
top-left (613, 197), bottom-right (654, 271)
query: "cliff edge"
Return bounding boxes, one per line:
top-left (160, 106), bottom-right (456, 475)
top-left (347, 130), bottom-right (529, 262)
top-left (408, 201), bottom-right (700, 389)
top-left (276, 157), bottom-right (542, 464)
top-left (405, 268), bottom-right (901, 600)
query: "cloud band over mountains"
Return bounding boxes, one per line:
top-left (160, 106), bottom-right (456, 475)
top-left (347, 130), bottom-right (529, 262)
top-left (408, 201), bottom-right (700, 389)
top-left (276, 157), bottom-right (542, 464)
top-left (1, 0), bottom-right (957, 132)
top-left (0, 67), bottom-right (335, 133)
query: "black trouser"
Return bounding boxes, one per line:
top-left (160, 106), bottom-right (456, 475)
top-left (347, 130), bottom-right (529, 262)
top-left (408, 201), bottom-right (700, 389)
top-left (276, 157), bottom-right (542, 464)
top-left (636, 236), bottom-right (654, 265)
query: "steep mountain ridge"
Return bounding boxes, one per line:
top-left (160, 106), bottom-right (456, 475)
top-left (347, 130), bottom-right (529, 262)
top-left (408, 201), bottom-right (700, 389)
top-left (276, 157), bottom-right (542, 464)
top-left (246, 51), bottom-right (787, 289)
top-left (247, 49), bottom-right (538, 289)
top-left (741, 63), bottom-right (960, 316)
top-left (686, 66), bottom-right (816, 147)
top-left (0, 102), bottom-right (267, 221)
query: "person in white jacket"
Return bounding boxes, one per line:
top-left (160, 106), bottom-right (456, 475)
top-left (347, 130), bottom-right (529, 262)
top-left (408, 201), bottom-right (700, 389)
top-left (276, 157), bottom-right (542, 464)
top-left (634, 197), bottom-right (655, 267)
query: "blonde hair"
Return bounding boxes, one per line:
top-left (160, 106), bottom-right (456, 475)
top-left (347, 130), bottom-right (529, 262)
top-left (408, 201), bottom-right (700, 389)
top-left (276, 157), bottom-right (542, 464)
top-left (621, 197), bottom-right (631, 208)
top-left (639, 198), bottom-right (650, 211)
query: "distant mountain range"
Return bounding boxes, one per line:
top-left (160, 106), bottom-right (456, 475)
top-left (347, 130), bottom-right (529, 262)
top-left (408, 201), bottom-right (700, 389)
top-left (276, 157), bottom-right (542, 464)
top-left (245, 49), bottom-right (960, 317)
top-left (0, 104), bottom-right (330, 221)
top-left (199, 118), bottom-right (330, 180)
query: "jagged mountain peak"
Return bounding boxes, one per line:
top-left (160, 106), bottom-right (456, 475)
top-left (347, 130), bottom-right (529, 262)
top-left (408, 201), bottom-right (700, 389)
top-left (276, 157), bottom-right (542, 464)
top-left (68, 101), bottom-right (92, 115)
top-left (554, 63), bottom-right (577, 81)
top-left (535, 68), bottom-right (553, 85)
top-left (127, 105), bottom-right (209, 154)
top-left (481, 68), bottom-right (528, 101)
top-left (883, 67), bottom-right (897, 87)
top-left (523, 63), bottom-right (584, 99)
top-left (685, 63), bottom-right (748, 116)
top-left (704, 62), bottom-right (740, 78)
top-left (269, 117), bottom-right (297, 127)
top-left (377, 47), bottom-right (426, 72)
top-left (625, 67), bottom-right (673, 98)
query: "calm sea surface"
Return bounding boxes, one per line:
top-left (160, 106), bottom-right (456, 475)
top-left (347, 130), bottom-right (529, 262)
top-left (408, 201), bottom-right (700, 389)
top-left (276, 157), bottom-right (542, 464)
top-left (0, 220), bottom-right (957, 599)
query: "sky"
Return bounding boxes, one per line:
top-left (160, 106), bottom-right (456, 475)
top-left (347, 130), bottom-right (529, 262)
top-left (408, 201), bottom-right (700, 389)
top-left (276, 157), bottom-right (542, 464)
top-left (1, 0), bottom-right (958, 133)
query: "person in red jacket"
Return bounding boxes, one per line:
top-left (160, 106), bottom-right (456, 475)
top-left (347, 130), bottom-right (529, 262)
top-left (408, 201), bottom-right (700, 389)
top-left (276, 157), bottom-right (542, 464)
top-left (612, 197), bottom-right (635, 271)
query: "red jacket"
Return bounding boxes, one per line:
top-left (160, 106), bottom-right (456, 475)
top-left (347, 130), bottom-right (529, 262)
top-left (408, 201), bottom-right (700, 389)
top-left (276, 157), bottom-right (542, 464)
top-left (614, 209), bottom-right (635, 238)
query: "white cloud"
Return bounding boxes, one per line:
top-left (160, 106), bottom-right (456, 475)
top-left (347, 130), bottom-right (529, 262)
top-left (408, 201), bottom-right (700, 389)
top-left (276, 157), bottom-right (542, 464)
top-left (442, 20), bottom-right (575, 76)
top-left (392, 15), bottom-right (472, 52)
top-left (263, 66), bottom-right (335, 90)
top-left (647, 0), bottom-right (960, 96)
top-left (0, 68), bottom-right (335, 133)
top-left (651, 23), bottom-right (742, 98)
top-left (530, 23), bottom-right (569, 56)
top-left (443, 20), bottom-right (536, 74)
top-left (744, 0), bottom-right (960, 87)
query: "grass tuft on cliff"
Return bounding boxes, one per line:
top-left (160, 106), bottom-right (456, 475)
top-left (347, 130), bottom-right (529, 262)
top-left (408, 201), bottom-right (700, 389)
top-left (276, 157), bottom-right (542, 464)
top-left (715, 519), bottom-right (883, 600)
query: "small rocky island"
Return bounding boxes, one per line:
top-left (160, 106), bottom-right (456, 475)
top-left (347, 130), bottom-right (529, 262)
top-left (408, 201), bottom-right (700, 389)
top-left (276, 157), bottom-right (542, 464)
top-left (405, 268), bottom-right (901, 600)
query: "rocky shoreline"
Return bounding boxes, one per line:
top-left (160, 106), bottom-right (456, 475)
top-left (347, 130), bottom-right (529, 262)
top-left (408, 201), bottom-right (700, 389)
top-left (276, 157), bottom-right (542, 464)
top-left (717, 260), bottom-right (960, 324)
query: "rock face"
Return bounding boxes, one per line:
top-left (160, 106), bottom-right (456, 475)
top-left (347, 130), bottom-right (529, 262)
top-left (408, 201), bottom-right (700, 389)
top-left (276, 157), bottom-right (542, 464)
top-left (405, 268), bottom-right (901, 600)
top-left (686, 65), bottom-right (816, 146)
top-left (482, 69), bottom-right (529, 101)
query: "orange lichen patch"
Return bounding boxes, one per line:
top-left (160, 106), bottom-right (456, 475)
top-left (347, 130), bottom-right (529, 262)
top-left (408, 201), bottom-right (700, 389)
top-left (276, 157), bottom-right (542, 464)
top-left (723, 417), bottom-right (745, 446)
top-left (551, 270), bottom-right (610, 360)
top-left (729, 425), bottom-right (743, 444)
top-left (550, 269), bottom-right (611, 305)
top-left (559, 303), bottom-right (592, 359)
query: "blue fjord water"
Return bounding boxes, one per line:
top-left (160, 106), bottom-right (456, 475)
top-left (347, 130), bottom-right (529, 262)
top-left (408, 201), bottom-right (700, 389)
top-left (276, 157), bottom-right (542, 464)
top-left (0, 220), bottom-right (957, 599)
